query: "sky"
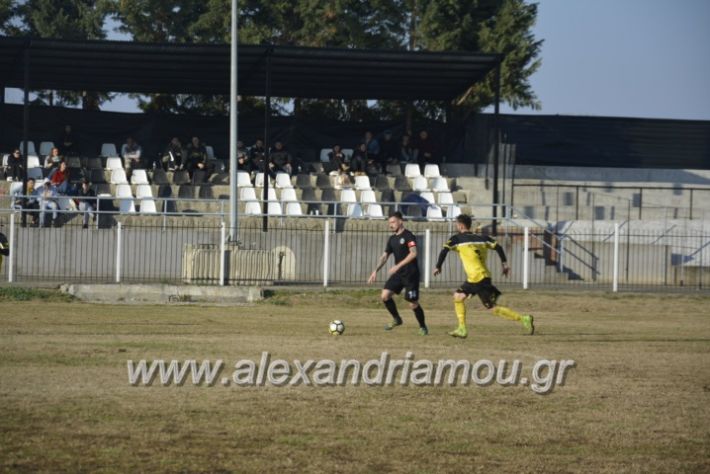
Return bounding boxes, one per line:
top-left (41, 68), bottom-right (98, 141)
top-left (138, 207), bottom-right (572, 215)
top-left (6, 0), bottom-right (710, 121)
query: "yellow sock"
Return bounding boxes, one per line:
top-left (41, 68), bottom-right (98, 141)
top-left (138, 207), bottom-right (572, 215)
top-left (454, 300), bottom-right (467, 329)
top-left (492, 305), bottom-right (523, 322)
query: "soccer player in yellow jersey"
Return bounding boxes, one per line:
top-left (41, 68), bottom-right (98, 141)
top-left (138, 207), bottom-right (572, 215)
top-left (433, 214), bottom-right (534, 338)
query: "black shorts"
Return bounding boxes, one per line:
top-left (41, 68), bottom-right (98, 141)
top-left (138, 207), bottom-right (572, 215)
top-left (384, 273), bottom-right (420, 302)
top-left (456, 278), bottom-right (501, 309)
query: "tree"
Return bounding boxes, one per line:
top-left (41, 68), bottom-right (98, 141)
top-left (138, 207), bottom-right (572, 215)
top-left (7, 0), bottom-right (114, 110)
top-left (0, 0), bottom-right (13, 35)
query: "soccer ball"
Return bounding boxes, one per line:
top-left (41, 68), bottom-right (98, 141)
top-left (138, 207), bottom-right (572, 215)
top-left (329, 320), bottom-right (345, 336)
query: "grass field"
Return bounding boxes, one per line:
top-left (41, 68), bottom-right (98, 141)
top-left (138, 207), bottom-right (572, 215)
top-left (1, 288), bottom-right (709, 473)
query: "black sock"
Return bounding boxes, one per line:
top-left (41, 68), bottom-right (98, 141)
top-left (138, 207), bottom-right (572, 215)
top-left (413, 306), bottom-right (426, 329)
top-left (383, 299), bottom-right (402, 323)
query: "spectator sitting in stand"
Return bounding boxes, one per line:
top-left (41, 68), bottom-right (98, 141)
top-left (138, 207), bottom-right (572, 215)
top-left (44, 147), bottom-right (63, 170)
top-left (59, 124), bottom-right (79, 156)
top-left (186, 136), bottom-right (208, 180)
top-left (328, 144), bottom-right (350, 188)
top-left (249, 139), bottom-right (266, 169)
top-left (161, 137), bottom-right (184, 171)
top-left (121, 137), bottom-right (143, 175)
top-left (74, 178), bottom-right (96, 229)
top-left (350, 143), bottom-right (368, 175)
top-left (400, 133), bottom-right (418, 164)
top-left (48, 161), bottom-right (71, 195)
top-left (364, 130), bottom-right (380, 165)
top-left (39, 180), bottom-right (60, 227)
top-left (237, 150), bottom-right (252, 172)
top-left (19, 178), bottom-right (40, 226)
top-left (269, 141), bottom-right (293, 175)
top-left (6, 149), bottom-right (24, 182)
top-left (379, 130), bottom-right (399, 169)
top-left (416, 129), bottom-right (437, 172)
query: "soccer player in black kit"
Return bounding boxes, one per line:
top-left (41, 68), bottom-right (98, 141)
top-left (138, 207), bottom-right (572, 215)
top-left (367, 212), bottom-right (428, 335)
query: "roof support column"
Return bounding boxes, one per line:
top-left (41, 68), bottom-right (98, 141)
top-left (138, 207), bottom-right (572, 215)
top-left (491, 61), bottom-right (501, 235)
top-left (22, 44), bottom-right (30, 201)
top-left (228, 0), bottom-right (239, 243)
top-left (262, 47), bottom-right (272, 232)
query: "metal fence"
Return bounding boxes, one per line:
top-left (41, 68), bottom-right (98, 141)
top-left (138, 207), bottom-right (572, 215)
top-left (1, 210), bottom-right (708, 291)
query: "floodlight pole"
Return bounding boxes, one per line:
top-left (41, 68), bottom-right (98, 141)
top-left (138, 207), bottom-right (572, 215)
top-left (492, 61), bottom-right (501, 235)
top-left (228, 0), bottom-right (239, 242)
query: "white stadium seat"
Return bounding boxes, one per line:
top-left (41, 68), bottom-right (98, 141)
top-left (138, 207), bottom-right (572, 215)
top-left (140, 199), bottom-right (157, 214)
top-left (101, 143), bottom-right (118, 157)
top-left (280, 188), bottom-right (298, 202)
top-left (27, 167), bottom-right (43, 180)
top-left (404, 163), bottom-right (421, 178)
top-left (319, 148), bottom-right (331, 162)
top-left (420, 191), bottom-right (435, 203)
top-left (431, 176), bottom-right (450, 192)
top-left (346, 203), bottom-right (363, 218)
top-left (111, 169), bottom-right (129, 184)
top-left (254, 173), bottom-right (266, 188)
top-left (39, 141), bottom-right (55, 156)
top-left (342, 149), bottom-right (354, 158)
top-left (135, 184), bottom-right (153, 199)
top-left (19, 141), bottom-right (36, 156)
top-left (365, 204), bottom-right (384, 218)
top-left (240, 187), bottom-right (257, 201)
top-left (285, 202), bottom-right (303, 216)
top-left (412, 176), bottom-right (429, 192)
top-left (423, 164), bottom-right (441, 178)
top-left (106, 157), bottom-right (123, 170)
top-left (427, 205), bottom-right (444, 220)
top-left (244, 201), bottom-right (261, 215)
top-left (205, 145), bottom-right (215, 160)
top-left (267, 201), bottom-right (282, 215)
top-left (354, 175), bottom-right (371, 190)
top-left (130, 169), bottom-right (149, 185)
top-left (437, 192), bottom-right (454, 205)
top-left (446, 204), bottom-right (462, 218)
top-left (360, 190), bottom-right (377, 204)
top-left (26, 155), bottom-right (41, 168)
top-left (267, 188), bottom-right (278, 201)
top-left (237, 171), bottom-right (251, 187)
top-left (115, 184), bottom-right (133, 198)
top-left (340, 188), bottom-right (357, 203)
top-left (119, 199), bottom-right (136, 213)
top-left (275, 172), bottom-right (293, 188)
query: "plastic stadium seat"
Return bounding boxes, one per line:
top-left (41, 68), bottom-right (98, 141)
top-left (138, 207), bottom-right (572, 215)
top-left (319, 148), bottom-right (331, 162)
top-left (190, 169), bottom-right (206, 184)
top-left (19, 141), bottom-right (36, 156)
top-left (66, 156), bottom-right (82, 169)
top-left (342, 149), bottom-right (354, 158)
top-left (244, 201), bottom-right (261, 215)
top-left (345, 203), bottom-right (363, 218)
top-left (354, 175), bottom-right (371, 190)
top-left (106, 157), bottom-right (123, 171)
top-left (437, 192), bottom-right (454, 205)
top-left (280, 188), bottom-right (298, 202)
top-left (205, 145), bottom-right (215, 160)
top-left (254, 173), bottom-right (267, 188)
top-left (240, 187), bottom-right (257, 201)
top-left (119, 199), bottom-right (136, 213)
top-left (26, 155), bottom-right (41, 168)
top-left (296, 174), bottom-right (312, 188)
top-left (365, 204), bottom-right (384, 218)
top-left (27, 167), bottom-right (43, 180)
top-left (275, 172), bottom-right (293, 188)
top-left (39, 141), bottom-right (54, 156)
top-left (237, 171), bottom-right (251, 187)
top-left (172, 170), bottom-right (190, 185)
top-left (427, 205), bottom-right (444, 220)
top-left (360, 190), bottom-right (377, 204)
top-left (340, 188), bottom-right (357, 203)
top-left (267, 201), bottom-right (282, 215)
top-left (87, 157), bottom-right (103, 170)
top-left (178, 185), bottom-right (194, 199)
top-left (266, 188), bottom-right (278, 201)
top-left (131, 169), bottom-right (149, 185)
top-left (135, 184), bottom-right (153, 199)
top-left (446, 204), bottom-right (462, 218)
top-left (420, 191), bottom-right (435, 203)
top-left (89, 169), bottom-right (106, 184)
top-left (404, 163), bottom-right (421, 178)
top-left (285, 202), bottom-right (303, 216)
top-left (151, 169), bottom-right (169, 185)
top-left (140, 199), bottom-right (157, 214)
top-left (385, 164), bottom-right (402, 176)
top-left (101, 143), bottom-right (118, 157)
top-left (423, 164), bottom-right (441, 178)
top-left (110, 169), bottom-right (128, 184)
top-left (393, 175), bottom-right (411, 192)
top-left (412, 176), bottom-right (429, 192)
top-left (198, 185), bottom-right (214, 200)
top-left (431, 176), bottom-right (449, 192)
top-left (115, 184), bottom-right (133, 198)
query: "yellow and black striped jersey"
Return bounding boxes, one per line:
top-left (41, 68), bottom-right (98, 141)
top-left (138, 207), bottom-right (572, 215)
top-left (436, 232), bottom-right (506, 283)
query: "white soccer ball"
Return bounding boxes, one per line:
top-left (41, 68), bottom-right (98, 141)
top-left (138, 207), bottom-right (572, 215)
top-left (329, 320), bottom-right (345, 336)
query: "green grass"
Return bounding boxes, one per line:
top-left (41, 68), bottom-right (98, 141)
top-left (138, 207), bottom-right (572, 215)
top-left (1, 290), bottom-right (709, 472)
top-left (0, 287), bottom-right (74, 302)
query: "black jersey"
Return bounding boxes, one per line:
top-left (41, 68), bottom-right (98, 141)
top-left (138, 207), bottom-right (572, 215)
top-left (385, 229), bottom-right (419, 278)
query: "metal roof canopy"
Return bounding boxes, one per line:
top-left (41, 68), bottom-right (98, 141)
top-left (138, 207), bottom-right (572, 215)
top-left (0, 36), bottom-right (501, 100)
